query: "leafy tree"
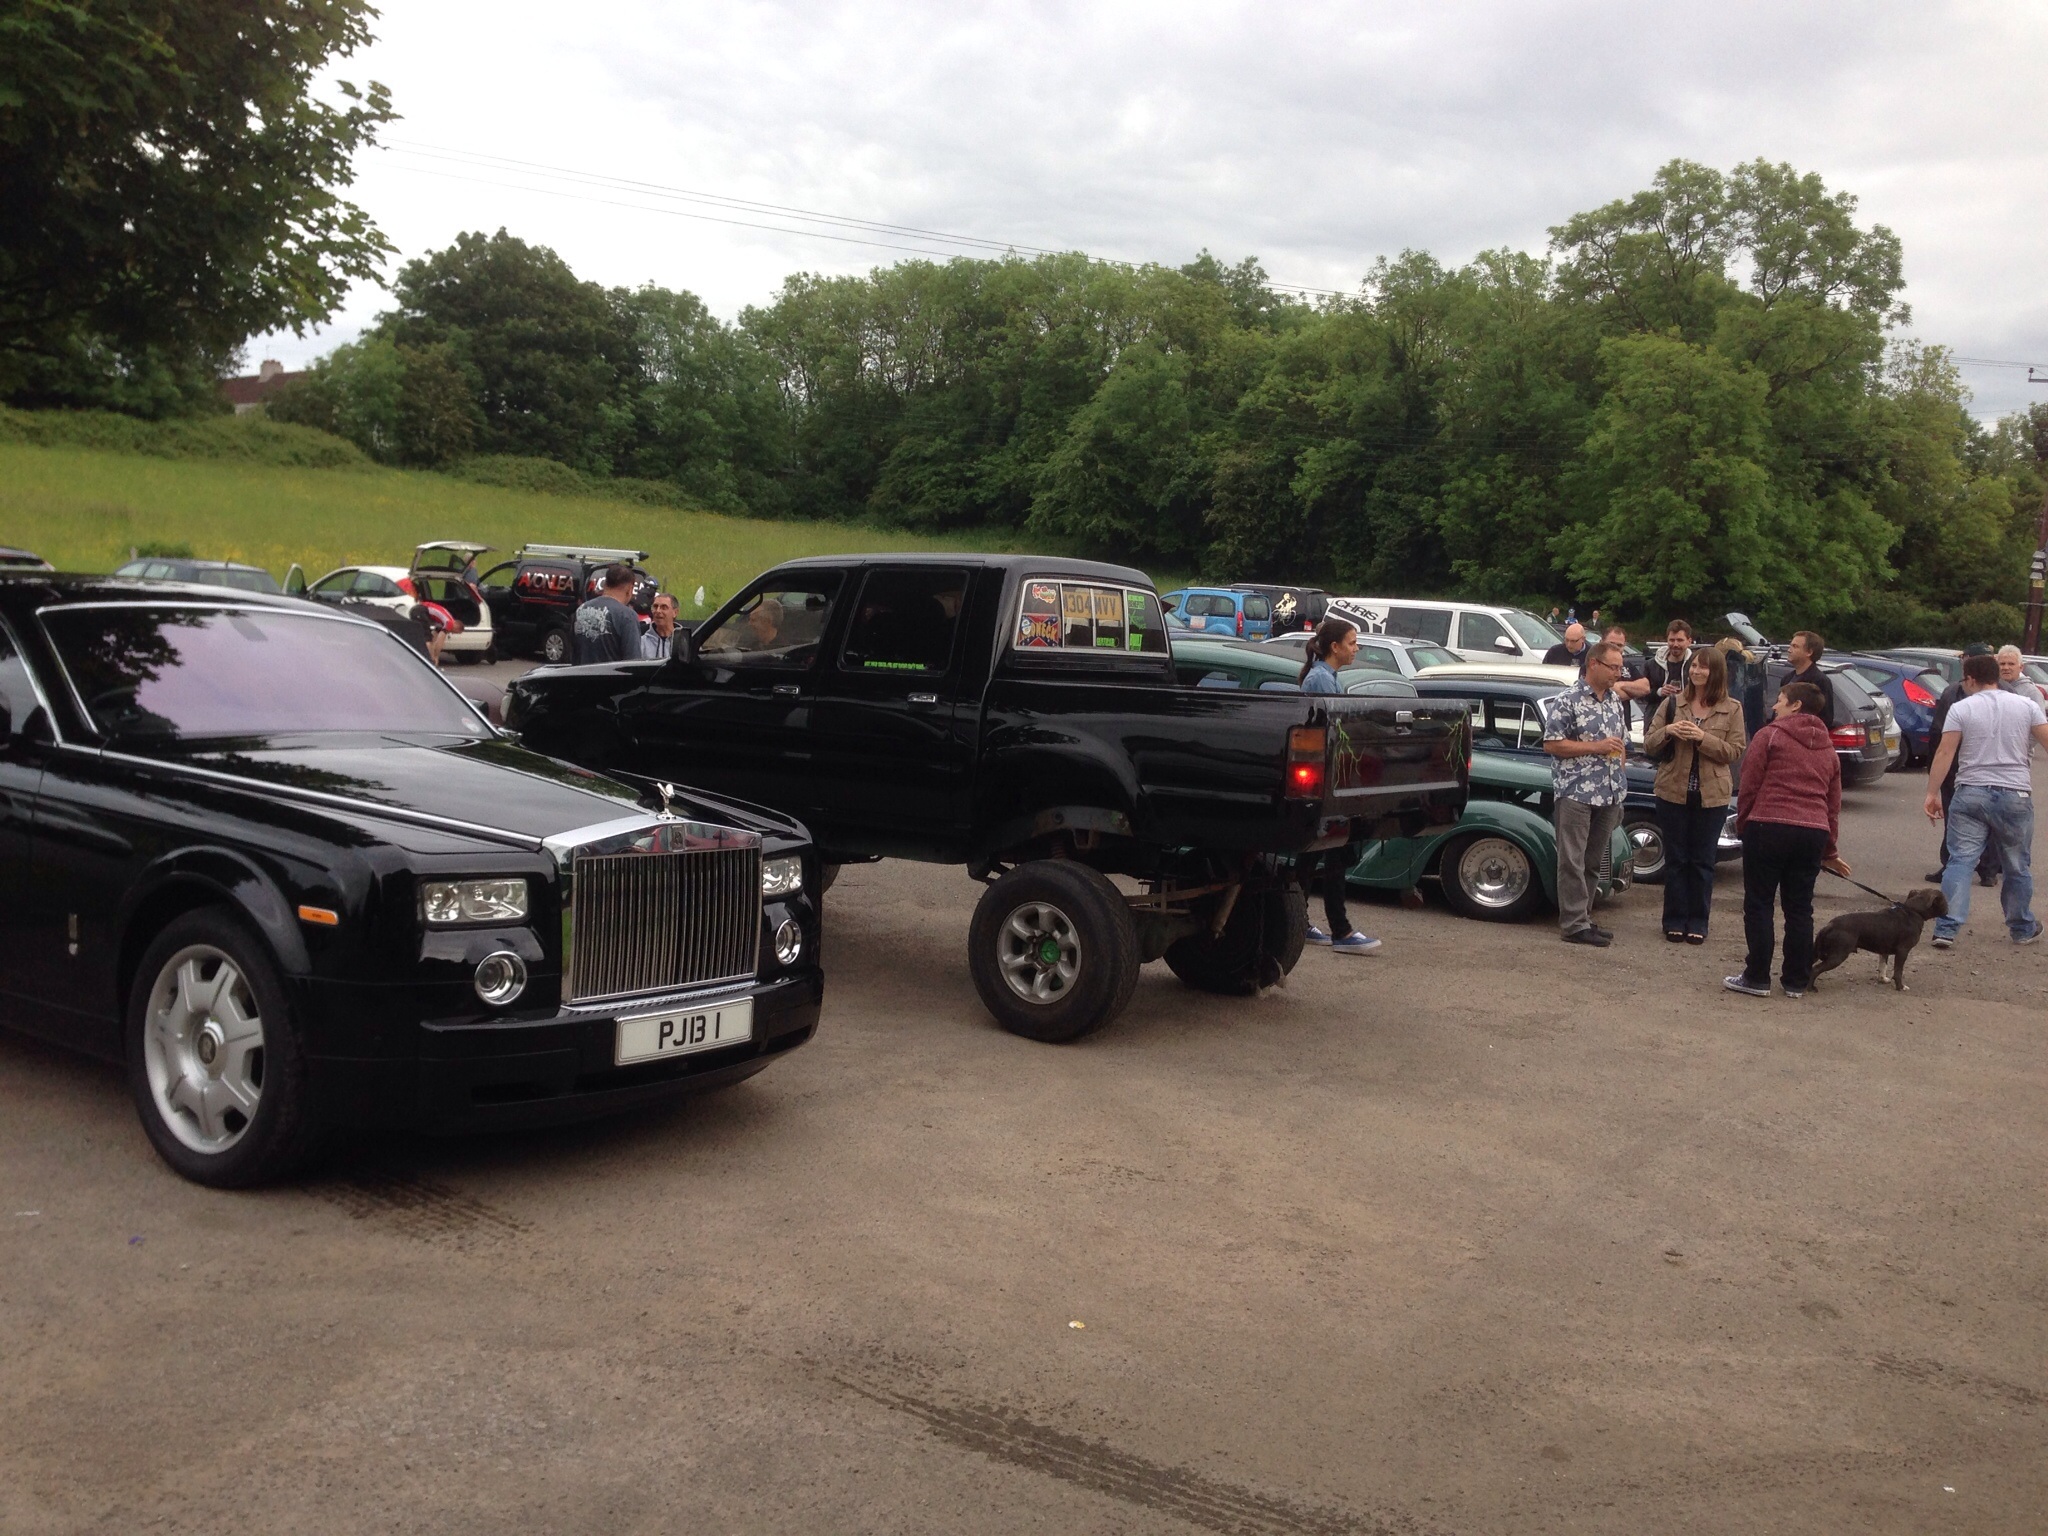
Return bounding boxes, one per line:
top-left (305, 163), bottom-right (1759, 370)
top-left (393, 342), bottom-right (481, 466)
top-left (0, 0), bottom-right (394, 412)
top-left (377, 229), bottom-right (634, 472)
top-left (616, 284), bottom-right (787, 514)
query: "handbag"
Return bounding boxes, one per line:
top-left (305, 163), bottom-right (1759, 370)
top-left (1649, 695), bottom-right (1681, 765)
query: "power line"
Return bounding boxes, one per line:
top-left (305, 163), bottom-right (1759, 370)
top-left (374, 139), bottom-right (1360, 301)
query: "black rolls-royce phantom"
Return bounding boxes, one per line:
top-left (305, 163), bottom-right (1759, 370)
top-left (0, 576), bottom-right (823, 1186)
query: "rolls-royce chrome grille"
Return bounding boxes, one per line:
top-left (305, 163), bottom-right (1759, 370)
top-left (553, 818), bottom-right (762, 1005)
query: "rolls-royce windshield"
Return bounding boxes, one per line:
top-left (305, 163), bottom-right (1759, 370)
top-left (42, 606), bottom-right (491, 741)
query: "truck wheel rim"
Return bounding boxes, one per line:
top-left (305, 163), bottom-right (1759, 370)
top-left (1457, 838), bottom-right (1532, 910)
top-left (142, 945), bottom-right (265, 1154)
top-left (997, 902), bottom-right (1083, 1004)
top-left (1627, 821), bottom-right (1665, 875)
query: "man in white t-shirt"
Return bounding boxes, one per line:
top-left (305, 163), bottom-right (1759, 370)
top-left (1924, 651), bottom-right (2048, 946)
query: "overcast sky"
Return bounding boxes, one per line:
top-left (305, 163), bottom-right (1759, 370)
top-left (260, 0), bottom-right (2048, 418)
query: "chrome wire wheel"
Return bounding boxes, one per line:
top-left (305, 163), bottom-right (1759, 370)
top-left (996, 901), bottom-right (1083, 1005)
top-left (142, 945), bottom-right (266, 1154)
top-left (1455, 837), bottom-right (1533, 911)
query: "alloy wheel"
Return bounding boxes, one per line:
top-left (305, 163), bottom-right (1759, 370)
top-left (996, 901), bottom-right (1083, 1004)
top-left (142, 946), bottom-right (266, 1154)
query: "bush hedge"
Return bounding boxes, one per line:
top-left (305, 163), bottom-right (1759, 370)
top-left (0, 405), bottom-right (368, 468)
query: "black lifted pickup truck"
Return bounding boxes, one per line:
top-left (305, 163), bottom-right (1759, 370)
top-left (505, 556), bottom-right (1468, 1041)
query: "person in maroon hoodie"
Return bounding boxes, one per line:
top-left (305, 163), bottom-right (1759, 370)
top-left (1725, 680), bottom-right (1852, 998)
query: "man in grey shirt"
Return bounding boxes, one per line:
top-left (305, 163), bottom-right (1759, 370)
top-left (1925, 651), bottom-right (2048, 946)
top-left (641, 592), bottom-right (680, 659)
top-left (572, 565), bottom-right (643, 665)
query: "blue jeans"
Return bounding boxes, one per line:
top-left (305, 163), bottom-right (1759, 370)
top-left (1655, 799), bottom-right (1728, 937)
top-left (1937, 785), bottom-right (2036, 940)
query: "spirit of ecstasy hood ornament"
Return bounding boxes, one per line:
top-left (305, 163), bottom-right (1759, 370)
top-left (654, 781), bottom-right (681, 817)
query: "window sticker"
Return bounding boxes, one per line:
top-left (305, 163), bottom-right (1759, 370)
top-left (1090, 587), bottom-right (1126, 649)
top-left (1012, 580), bottom-right (1170, 656)
top-left (1061, 585), bottom-right (1096, 650)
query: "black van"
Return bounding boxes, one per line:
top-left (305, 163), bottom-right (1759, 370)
top-left (1230, 584), bottom-right (1328, 636)
top-left (479, 544), bottom-right (660, 662)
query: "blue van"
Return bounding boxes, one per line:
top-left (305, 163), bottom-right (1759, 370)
top-left (1160, 586), bottom-right (1273, 640)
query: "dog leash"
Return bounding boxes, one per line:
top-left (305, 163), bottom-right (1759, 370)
top-left (1825, 868), bottom-right (1905, 905)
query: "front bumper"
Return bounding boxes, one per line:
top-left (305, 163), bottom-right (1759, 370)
top-left (304, 971), bottom-right (822, 1133)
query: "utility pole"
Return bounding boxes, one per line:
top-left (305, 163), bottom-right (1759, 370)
top-left (2023, 369), bottom-right (2048, 654)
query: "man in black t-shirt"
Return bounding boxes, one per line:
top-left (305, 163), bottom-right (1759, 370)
top-left (572, 565), bottom-right (643, 665)
top-left (1543, 622), bottom-right (1589, 671)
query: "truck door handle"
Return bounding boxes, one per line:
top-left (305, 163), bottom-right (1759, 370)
top-left (909, 693), bottom-right (939, 705)
top-left (773, 684), bottom-right (800, 697)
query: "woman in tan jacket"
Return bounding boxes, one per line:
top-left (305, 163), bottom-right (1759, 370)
top-left (1643, 644), bottom-right (1748, 943)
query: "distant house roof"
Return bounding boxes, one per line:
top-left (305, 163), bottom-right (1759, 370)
top-left (219, 358), bottom-right (305, 412)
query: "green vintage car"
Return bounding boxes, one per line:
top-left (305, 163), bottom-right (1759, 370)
top-left (1346, 753), bottom-right (1634, 921)
top-left (1168, 634), bottom-right (1410, 693)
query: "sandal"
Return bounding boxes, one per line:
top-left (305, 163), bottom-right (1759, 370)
top-left (1685, 933), bottom-right (1706, 946)
top-left (1664, 930), bottom-right (1686, 943)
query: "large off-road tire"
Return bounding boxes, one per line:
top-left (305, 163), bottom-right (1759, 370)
top-left (540, 626), bottom-right (571, 665)
top-left (1163, 886), bottom-right (1307, 996)
top-left (126, 909), bottom-right (320, 1188)
top-left (1623, 815), bottom-right (1666, 886)
top-left (968, 861), bottom-right (1139, 1043)
top-left (1438, 833), bottom-right (1546, 922)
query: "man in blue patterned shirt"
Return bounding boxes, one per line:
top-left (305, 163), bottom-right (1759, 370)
top-left (1543, 639), bottom-right (1630, 946)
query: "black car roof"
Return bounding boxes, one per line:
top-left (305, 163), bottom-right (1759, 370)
top-left (765, 552), bottom-right (1155, 586)
top-left (0, 572), bottom-right (317, 611)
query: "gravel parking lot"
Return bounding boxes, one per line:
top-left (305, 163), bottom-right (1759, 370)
top-left (4, 762), bottom-right (2045, 1534)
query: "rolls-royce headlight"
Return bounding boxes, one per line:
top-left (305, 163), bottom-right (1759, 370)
top-left (761, 856), bottom-right (804, 897)
top-left (420, 878), bottom-right (530, 925)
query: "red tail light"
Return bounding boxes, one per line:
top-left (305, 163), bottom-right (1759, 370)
top-left (397, 576), bottom-right (415, 596)
top-left (1902, 679), bottom-right (1935, 706)
top-left (1286, 725), bottom-right (1326, 799)
top-left (1830, 724), bottom-right (1865, 748)
top-left (1236, 609), bottom-right (1245, 636)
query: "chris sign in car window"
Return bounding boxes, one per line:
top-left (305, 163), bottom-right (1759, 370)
top-left (1011, 580), bottom-right (1170, 655)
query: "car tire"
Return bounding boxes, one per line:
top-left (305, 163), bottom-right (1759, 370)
top-left (1623, 815), bottom-right (1666, 886)
top-left (1163, 886), bottom-right (1307, 995)
top-left (453, 649), bottom-right (481, 666)
top-left (126, 909), bottom-right (320, 1188)
top-left (1438, 834), bottom-right (1545, 922)
top-left (968, 861), bottom-right (1139, 1043)
top-left (820, 862), bottom-right (841, 894)
top-left (541, 627), bottom-right (570, 665)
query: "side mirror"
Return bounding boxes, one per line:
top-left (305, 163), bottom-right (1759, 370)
top-left (661, 629), bottom-right (698, 673)
top-left (1492, 635), bottom-right (1519, 654)
top-left (284, 563), bottom-right (306, 596)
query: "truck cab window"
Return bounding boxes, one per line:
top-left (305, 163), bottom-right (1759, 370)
top-left (702, 583), bottom-right (838, 669)
top-left (0, 625), bottom-right (40, 739)
top-left (840, 568), bottom-right (968, 674)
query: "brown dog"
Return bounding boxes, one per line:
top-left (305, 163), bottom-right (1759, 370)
top-left (1809, 888), bottom-right (1948, 991)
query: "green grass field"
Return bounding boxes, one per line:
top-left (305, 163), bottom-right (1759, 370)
top-left (0, 443), bottom-right (1160, 615)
